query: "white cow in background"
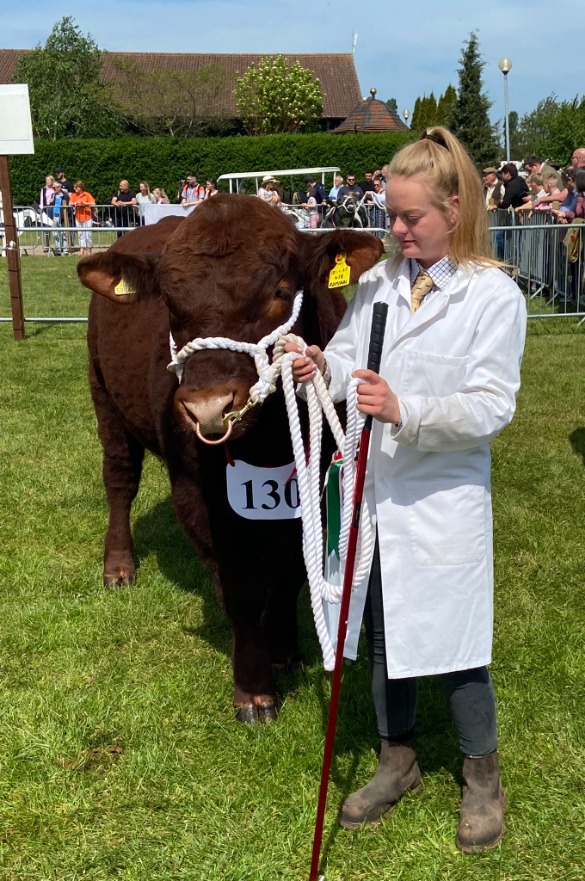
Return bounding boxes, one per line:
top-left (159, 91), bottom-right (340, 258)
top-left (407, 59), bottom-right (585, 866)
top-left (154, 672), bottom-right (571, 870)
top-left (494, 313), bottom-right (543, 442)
top-left (0, 197), bottom-right (53, 255)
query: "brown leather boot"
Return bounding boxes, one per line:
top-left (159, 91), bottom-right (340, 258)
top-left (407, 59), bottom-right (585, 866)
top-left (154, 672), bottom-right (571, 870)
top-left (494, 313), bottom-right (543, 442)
top-left (339, 740), bottom-right (421, 830)
top-left (456, 751), bottom-right (505, 853)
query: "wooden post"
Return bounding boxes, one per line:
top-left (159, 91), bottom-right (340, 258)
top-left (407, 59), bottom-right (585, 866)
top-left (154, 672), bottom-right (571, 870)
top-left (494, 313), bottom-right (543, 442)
top-left (0, 155), bottom-right (25, 340)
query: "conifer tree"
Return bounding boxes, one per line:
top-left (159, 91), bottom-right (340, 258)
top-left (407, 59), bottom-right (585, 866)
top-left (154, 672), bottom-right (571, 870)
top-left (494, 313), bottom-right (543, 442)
top-left (411, 96), bottom-right (422, 130)
top-left (437, 84), bottom-right (457, 128)
top-left (450, 33), bottom-right (498, 167)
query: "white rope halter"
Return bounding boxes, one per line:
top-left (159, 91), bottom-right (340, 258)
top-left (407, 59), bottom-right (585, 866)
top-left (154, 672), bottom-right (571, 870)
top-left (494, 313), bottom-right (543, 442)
top-left (167, 290), bottom-right (305, 396)
top-left (166, 288), bottom-right (374, 670)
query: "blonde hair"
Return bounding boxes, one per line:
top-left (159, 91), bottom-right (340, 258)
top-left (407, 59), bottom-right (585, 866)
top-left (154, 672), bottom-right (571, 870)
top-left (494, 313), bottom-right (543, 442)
top-left (388, 126), bottom-right (498, 267)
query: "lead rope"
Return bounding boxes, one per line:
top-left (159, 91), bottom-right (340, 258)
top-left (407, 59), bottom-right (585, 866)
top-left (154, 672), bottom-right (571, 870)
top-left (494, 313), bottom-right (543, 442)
top-left (278, 350), bottom-right (374, 670)
top-left (167, 291), bottom-right (374, 671)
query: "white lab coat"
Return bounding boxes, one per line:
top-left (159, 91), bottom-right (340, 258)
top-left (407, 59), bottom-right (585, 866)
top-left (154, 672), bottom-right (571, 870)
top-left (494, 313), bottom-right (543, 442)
top-left (324, 257), bottom-right (527, 678)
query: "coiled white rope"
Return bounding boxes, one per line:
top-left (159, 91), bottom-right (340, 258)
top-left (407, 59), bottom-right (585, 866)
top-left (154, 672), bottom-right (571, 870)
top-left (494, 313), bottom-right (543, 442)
top-left (279, 351), bottom-right (374, 670)
top-left (166, 290), bottom-right (374, 670)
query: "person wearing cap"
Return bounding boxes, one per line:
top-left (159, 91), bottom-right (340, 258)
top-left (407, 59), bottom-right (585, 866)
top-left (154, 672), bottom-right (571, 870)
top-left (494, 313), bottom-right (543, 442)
top-left (54, 167), bottom-right (75, 195)
top-left (258, 175), bottom-right (281, 207)
top-left (481, 167), bottom-right (504, 210)
top-left (302, 174), bottom-right (326, 205)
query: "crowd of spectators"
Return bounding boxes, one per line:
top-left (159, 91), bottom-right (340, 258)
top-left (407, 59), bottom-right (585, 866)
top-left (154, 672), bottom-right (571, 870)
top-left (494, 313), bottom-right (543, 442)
top-left (13, 150), bottom-right (585, 279)
top-left (482, 148), bottom-right (585, 300)
top-left (482, 153), bottom-right (585, 221)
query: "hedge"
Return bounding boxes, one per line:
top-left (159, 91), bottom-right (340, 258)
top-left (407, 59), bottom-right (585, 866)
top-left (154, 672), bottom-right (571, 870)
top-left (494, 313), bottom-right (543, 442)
top-left (8, 131), bottom-right (415, 205)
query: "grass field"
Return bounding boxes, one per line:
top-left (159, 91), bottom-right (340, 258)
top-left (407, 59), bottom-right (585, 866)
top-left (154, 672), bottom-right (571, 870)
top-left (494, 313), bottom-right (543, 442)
top-left (0, 260), bottom-right (584, 880)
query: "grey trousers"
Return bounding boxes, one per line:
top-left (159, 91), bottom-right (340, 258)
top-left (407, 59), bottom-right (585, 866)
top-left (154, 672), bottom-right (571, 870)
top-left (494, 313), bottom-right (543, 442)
top-left (364, 540), bottom-right (498, 756)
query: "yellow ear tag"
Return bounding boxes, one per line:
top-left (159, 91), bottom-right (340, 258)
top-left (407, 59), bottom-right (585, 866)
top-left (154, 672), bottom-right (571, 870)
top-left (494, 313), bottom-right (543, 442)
top-left (328, 253), bottom-right (351, 289)
top-left (114, 278), bottom-right (136, 297)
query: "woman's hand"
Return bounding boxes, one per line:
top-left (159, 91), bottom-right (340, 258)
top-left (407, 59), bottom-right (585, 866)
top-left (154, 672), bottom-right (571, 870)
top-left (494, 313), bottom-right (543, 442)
top-left (283, 342), bottom-right (325, 383)
top-left (353, 369), bottom-right (400, 423)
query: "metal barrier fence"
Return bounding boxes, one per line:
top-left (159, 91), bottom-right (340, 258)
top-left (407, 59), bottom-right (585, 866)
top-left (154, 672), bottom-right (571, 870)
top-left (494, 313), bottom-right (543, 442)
top-left (0, 199), bottom-right (388, 258)
top-left (489, 209), bottom-right (584, 320)
top-left (2, 202), bottom-right (584, 325)
top-left (0, 203), bottom-right (142, 257)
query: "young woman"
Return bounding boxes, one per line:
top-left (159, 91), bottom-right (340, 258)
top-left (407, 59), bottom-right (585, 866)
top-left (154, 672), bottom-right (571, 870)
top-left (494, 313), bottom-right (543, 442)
top-left (39, 175), bottom-right (55, 252)
top-left (69, 180), bottom-right (96, 256)
top-left (136, 181), bottom-right (156, 222)
top-left (257, 175), bottom-right (281, 207)
top-left (204, 178), bottom-right (219, 199)
top-left (152, 187), bottom-right (170, 204)
top-left (287, 127), bottom-right (526, 853)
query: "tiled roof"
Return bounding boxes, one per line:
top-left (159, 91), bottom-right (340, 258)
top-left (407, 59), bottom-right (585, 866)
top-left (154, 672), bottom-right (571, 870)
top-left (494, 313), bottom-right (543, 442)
top-left (332, 89), bottom-right (410, 133)
top-left (0, 50), bottom-right (361, 120)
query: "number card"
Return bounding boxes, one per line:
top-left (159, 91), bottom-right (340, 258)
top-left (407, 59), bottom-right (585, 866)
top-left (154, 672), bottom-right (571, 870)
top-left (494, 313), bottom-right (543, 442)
top-left (226, 460), bottom-right (301, 521)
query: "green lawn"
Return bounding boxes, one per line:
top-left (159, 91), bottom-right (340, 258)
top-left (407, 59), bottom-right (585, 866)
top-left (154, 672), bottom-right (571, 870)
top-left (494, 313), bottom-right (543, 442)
top-left (0, 262), bottom-right (584, 880)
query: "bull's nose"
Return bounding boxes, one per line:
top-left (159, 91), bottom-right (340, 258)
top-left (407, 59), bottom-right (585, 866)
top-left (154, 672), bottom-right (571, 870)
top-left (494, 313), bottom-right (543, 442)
top-left (182, 395), bottom-right (234, 436)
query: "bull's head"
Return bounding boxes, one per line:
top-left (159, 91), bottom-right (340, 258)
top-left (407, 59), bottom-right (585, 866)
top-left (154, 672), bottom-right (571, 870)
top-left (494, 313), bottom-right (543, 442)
top-left (78, 195), bottom-right (383, 443)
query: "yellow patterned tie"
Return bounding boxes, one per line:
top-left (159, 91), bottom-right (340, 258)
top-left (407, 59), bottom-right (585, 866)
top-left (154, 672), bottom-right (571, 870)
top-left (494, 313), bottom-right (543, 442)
top-left (410, 270), bottom-right (434, 314)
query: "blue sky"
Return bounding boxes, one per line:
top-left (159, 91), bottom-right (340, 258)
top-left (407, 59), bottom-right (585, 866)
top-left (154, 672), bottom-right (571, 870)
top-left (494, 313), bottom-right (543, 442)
top-left (2, 0), bottom-right (583, 128)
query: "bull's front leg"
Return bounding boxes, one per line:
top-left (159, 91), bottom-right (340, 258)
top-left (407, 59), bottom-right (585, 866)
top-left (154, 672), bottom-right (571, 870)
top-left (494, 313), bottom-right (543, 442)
top-left (221, 569), bottom-right (279, 723)
top-left (90, 365), bottom-right (144, 587)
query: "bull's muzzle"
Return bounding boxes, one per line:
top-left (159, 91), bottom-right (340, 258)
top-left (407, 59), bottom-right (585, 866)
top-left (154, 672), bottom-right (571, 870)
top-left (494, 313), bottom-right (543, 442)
top-left (181, 395), bottom-right (235, 445)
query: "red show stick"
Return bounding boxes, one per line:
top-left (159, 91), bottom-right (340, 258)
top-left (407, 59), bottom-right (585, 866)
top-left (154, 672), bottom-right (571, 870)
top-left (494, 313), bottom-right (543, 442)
top-left (308, 301), bottom-right (389, 881)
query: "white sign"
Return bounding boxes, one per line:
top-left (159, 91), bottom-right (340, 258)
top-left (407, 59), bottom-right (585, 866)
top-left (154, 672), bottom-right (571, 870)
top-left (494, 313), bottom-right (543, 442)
top-left (226, 459), bottom-right (302, 521)
top-left (0, 85), bottom-right (34, 154)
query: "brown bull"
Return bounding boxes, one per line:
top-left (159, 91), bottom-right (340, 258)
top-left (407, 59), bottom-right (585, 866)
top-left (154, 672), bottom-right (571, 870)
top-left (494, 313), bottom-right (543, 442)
top-left (78, 194), bottom-right (383, 722)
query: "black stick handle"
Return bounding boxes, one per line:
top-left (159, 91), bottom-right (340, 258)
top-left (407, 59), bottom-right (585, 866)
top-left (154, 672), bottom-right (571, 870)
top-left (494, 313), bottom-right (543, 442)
top-left (366, 301), bottom-right (389, 373)
top-left (363, 302), bottom-right (388, 430)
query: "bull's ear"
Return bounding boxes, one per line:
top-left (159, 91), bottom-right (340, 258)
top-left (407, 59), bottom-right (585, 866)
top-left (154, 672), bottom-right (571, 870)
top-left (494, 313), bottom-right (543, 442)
top-left (301, 230), bottom-right (384, 288)
top-left (77, 252), bottom-right (158, 304)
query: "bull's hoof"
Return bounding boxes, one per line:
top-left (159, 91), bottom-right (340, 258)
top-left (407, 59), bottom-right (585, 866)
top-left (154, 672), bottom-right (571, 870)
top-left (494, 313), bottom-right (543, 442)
top-left (103, 572), bottom-right (135, 589)
top-left (234, 702), bottom-right (278, 724)
top-left (257, 703), bottom-right (278, 724)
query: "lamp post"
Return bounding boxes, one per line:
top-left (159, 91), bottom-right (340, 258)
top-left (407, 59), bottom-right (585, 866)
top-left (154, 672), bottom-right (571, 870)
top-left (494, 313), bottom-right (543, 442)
top-left (403, 109), bottom-right (409, 128)
top-left (498, 57), bottom-right (513, 163)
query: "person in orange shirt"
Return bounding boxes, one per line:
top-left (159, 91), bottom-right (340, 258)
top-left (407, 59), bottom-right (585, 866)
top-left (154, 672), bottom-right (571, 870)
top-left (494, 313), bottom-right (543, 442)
top-left (69, 180), bottom-right (96, 256)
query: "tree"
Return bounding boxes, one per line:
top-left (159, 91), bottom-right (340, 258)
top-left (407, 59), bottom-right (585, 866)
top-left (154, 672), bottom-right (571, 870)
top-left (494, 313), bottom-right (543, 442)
top-left (410, 97), bottom-right (422, 130)
top-left (234, 56), bottom-right (323, 135)
top-left (450, 33), bottom-right (499, 167)
top-left (386, 97), bottom-right (398, 113)
top-left (106, 58), bottom-right (226, 137)
top-left (410, 93), bottom-right (438, 130)
top-left (436, 84), bottom-right (457, 127)
top-left (515, 95), bottom-right (585, 163)
top-left (12, 17), bottom-right (121, 140)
